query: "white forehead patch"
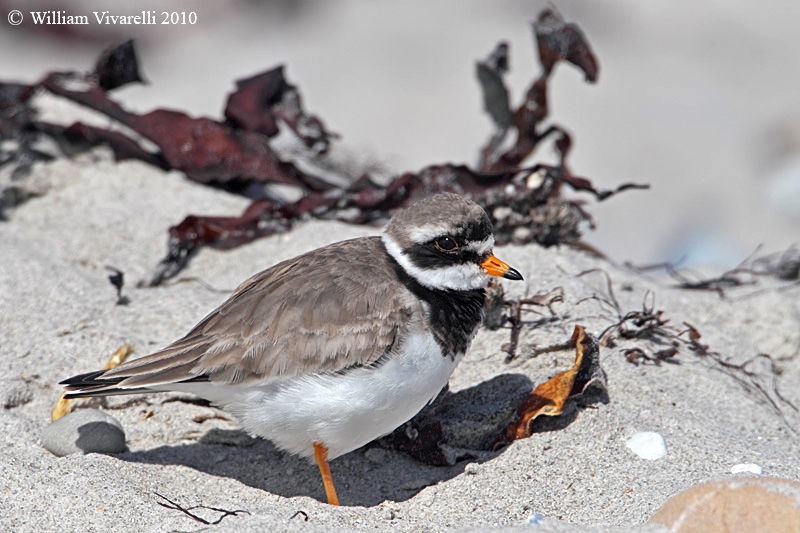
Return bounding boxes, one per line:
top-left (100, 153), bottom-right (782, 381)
top-left (406, 223), bottom-right (454, 244)
top-left (463, 235), bottom-right (495, 256)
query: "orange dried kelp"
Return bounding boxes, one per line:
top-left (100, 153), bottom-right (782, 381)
top-left (500, 326), bottom-right (606, 442)
top-left (377, 328), bottom-right (606, 465)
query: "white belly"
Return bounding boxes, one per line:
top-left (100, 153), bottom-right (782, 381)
top-left (213, 330), bottom-right (461, 459)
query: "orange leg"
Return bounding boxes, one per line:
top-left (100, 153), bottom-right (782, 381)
top-left (313, 442), bottom-right (340, 506)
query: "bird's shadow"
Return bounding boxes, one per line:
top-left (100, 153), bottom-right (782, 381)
top-left (114, 372), bottom-right (606, 507)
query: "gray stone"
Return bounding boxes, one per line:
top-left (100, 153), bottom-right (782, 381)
top-left (42, 409), bottom-right (126, 456)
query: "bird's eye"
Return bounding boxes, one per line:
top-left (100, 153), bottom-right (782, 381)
top-left (434, 236), bottom-right (458, 252)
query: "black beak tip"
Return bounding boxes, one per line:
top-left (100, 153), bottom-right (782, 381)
top-left (503, 267), bottom-right (524, 281)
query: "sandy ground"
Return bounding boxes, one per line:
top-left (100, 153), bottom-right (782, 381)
top-left (1, 150), bottom-right (799, 532)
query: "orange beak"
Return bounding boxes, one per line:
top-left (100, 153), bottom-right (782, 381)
top-left (481, 255), bottom-right (523, 281)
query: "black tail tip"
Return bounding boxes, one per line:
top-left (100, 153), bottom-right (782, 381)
top-left (59, 369), bottom-right (114, 388)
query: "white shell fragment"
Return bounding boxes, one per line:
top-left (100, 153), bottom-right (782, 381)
top-left (525, 512), bottom-right (545, 525)
top-left (731, 463), bottom-right (763, 475)
top-left (625, 431), bottom-right (667, 460)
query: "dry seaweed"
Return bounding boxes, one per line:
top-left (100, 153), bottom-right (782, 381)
top-left (679, 322), bottom-right (798, 433)
top-left (377, 415), bottom-right (451, 467)
top-left (1, 8), bottom-right (647, 285)
top-left (378, 327), bottom-right (607, 465)
top-left (478, 7), bottom-right (597, 173)
top-left (577, 268), bottom-right (679, 365)
top-left (498, 326), bottom-right (606, 444)
top-left (93, 39), bottom-right (145, 91)
top-left (105, 265), bottom-right (128, 305)
top-left (626, 245), bottom-right (800, 298)
top-left (481, 280), bottom-right (573, 373)
top-left (225, 66), bottom-right (336, 154)
top-left (482, 279), bottom-right (566, 362)
top-left (577, 268), bottom-right (798, 431)
top-left (757, 246), bottom-right (800, 281)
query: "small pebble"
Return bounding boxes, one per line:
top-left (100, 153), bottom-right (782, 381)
top-left (464, 462), bottom-right (480, 475)
top-left (625, 431), bottom-right (667, 460)
top-left (42, 408), bottom-right (126, 456)
top-left (731, 463), bottom-right (763, 475)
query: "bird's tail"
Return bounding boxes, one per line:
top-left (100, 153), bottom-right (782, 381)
top-left (60, 369), bottom-right (152, 398)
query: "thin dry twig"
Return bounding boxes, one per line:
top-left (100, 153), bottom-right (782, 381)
top-left (154, 492), bottom-right (249, 526)
top-left (577, 269), bottom-right (679, 365)
top-left (626, 245), bottom-right (800, 298)
top-left (483, 279), bottom-right (566, 362)
top-left (502, 288), bottom-right (566, 362)
top-left (505, 340), bottom-right (575, 368)
top-left (576, 268), bottom-right (798, 431)
top-left (678, 323), bottom-right (798, 432)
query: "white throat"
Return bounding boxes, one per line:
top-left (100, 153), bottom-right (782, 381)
top-left (381, 233), bottom-right (490, 291)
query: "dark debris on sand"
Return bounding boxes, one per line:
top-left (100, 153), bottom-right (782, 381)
top-left (0, 7), bottom-right (646, 285)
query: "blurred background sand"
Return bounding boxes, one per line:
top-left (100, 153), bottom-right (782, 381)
top-left (2, 0), bottom-right (799, 265)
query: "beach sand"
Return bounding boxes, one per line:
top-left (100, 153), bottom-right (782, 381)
top-left (2, 149), bottom-right (799, 532)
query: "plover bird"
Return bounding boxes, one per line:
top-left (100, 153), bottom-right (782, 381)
top-left (61, 193), bottom-right (522, 505)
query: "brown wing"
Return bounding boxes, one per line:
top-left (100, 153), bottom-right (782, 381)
top-left (102, 237), bottom-right (417, 388)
